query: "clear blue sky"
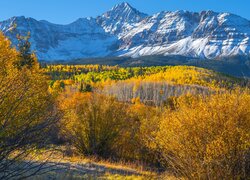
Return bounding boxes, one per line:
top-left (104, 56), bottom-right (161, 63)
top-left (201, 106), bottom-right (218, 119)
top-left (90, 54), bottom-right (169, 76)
top-left (1, 0), bottom-right (250, 24)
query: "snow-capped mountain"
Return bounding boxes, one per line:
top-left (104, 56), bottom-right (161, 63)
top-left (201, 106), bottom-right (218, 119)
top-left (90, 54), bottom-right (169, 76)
top-left (0, 16), bottom-right (117, 60)
top-left (118, 10), bottom-right (250, 59)
top-left (0, 2), bottom-right (250, 61)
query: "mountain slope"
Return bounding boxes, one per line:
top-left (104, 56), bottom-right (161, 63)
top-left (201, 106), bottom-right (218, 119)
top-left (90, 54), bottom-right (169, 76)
top-left (114, 10), bottom-right (250, 59)
top-left (0, 16), bottom-right (117, 60)
top-left (0, 2), bottom-right (250, 61)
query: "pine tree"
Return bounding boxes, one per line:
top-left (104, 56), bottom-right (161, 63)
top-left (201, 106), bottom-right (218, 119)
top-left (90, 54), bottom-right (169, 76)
top-left (15, 32), bottom-right (37, 69)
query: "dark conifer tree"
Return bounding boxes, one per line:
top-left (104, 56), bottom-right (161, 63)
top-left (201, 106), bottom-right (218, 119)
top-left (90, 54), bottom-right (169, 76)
top-left (15, 32), bottom-right (36, 69)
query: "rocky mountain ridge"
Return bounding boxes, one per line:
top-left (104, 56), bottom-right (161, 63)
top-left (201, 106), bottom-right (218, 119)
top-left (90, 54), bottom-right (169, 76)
top-left (0, 2), bottom-right (250, 61)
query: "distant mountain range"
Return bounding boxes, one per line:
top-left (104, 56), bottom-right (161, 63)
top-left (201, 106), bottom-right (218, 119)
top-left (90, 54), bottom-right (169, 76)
top-left (0, 2), bottom-right (250, 62)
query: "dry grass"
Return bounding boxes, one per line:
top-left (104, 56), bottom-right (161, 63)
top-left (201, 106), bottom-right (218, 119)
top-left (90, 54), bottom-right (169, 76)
top-left (19, 146), bottom-right (162, 180)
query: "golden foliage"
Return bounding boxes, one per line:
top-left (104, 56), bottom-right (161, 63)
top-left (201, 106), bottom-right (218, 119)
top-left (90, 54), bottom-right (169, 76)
top-left (0, 33), bottom-right (58, 176)
top-left (147, 90), bottom-right (250, 179)
top-left (141, 66), bottom-right (237, 89)
top-left (59, 92), bottom-right (130, 156)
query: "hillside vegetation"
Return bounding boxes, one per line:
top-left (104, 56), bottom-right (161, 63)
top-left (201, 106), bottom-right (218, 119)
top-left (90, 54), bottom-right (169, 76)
top-left (57, 55), bottom-right (250, 78)
top-left (0, 32), bottom-right (249, 179)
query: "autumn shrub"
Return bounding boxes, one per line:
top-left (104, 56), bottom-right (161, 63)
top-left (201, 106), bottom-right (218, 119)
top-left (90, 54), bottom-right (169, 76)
top-left (59, 91), bottom-right (161, 164)
top-left (115, 102), bottom-right (161, 163)
top-left (146, 90), bottom-right (250, 179)
top-left (0, 33), bottom-right (59, 178)
top-left (59, 92), bottom-right (131, 157)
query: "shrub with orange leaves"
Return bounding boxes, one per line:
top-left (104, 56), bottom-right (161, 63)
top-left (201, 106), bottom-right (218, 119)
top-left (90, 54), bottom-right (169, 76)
top-left (59, 92), bottom-right (131, 157)
top-left (146, 90), bottom-right (250, 179)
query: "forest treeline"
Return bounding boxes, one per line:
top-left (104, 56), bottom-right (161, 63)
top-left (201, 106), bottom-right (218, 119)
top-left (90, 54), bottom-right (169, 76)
top-left (0, 32), bottom-right (250, 179)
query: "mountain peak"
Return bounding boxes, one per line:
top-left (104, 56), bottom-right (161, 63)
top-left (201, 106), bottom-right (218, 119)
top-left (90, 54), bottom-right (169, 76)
top-left (112, 2), bottom-right (132, 10)
top-left (97, 2), bottom-right (148, 35)
top-left (103, 2), bottom-right (148, 22)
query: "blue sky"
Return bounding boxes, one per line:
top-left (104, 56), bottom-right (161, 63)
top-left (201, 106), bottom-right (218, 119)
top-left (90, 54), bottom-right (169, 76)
top-left (1, 0), bottom-right (250, 24)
